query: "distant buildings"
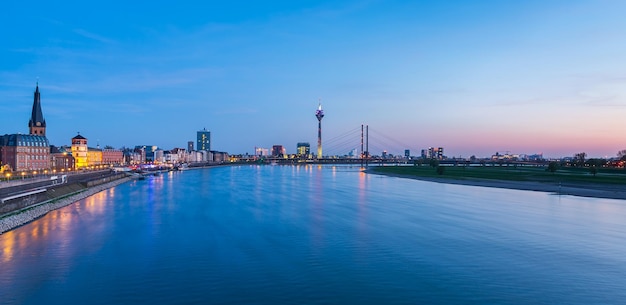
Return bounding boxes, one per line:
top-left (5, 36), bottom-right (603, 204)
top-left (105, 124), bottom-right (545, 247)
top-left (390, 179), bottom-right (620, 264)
top-left (421, 147), bottom-right (444, 160)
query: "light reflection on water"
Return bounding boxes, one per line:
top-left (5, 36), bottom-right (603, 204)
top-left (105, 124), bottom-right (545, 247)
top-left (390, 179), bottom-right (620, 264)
top-left (1, 165), bottom-right (626, 304)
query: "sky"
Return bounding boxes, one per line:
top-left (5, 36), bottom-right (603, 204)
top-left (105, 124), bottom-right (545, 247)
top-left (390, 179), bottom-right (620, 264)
top-left (1, 0), bottom-right (626, 158)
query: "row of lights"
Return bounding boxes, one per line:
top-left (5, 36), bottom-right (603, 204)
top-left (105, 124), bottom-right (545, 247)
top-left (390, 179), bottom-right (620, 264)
top-left (4, 164), bottom-right (113, 182)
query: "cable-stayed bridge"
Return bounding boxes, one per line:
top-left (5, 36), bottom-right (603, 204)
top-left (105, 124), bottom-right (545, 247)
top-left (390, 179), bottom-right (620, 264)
top-left (252, 125), bottom-right (422, 165)
top-left (323, 125), bottom-right (419, 159)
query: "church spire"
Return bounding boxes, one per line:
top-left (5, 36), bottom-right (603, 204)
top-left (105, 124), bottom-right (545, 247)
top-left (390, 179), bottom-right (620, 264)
top-left (28, 82), bottom-right (46, 136)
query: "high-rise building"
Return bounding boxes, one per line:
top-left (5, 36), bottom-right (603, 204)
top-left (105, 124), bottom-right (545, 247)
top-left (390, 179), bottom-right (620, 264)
top-left (255, 147), bottom-right (269, 156)
top-left (315, 103), bottom-right (324, 158)
top-left (297, 142), bottom-right (310, 158)
top-left (272, 145), bottom-right (286, 157)
top-left (197, 128), bottom-right (211, 151)
top-left (187, 141), bottom-right (194, 152)
top-left (405, 149), bottom-right (410, 159)
top-left (422, 147), bottom-right (444, 160)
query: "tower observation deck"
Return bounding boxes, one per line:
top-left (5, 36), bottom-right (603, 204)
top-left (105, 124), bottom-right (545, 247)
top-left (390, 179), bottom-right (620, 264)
top-left (315, 103), bottom-right (324, 158)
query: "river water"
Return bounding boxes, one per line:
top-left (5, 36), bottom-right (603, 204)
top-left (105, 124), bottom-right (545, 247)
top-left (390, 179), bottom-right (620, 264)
top-left (1, 165), bottom-right (626, 304)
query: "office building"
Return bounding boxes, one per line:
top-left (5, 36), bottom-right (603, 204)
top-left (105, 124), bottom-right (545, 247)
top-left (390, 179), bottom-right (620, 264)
top-left (197, 128), bottom-right (211, 151)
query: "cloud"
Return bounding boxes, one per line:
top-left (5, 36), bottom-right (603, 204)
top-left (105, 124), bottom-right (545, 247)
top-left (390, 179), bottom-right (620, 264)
top-left (73, 29), bottom-right (117, 44)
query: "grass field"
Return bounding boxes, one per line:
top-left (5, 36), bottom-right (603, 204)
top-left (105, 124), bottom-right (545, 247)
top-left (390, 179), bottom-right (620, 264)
top-left (371, 165), bottom-right (626, 186)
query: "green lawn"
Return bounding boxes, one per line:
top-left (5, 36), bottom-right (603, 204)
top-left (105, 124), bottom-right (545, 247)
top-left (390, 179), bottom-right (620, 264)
top-left (371, 165), bottom-right (626, 186)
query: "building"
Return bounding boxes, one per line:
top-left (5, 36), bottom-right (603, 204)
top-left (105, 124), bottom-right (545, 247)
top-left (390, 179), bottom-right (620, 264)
top-left (272, 145), bottom-right (286, 157)
top-left (87, 147), bottom-right (103, 166)
top-left (50, 145), bottom-right (74, 172)
top-left (197, 128), bottom-right (211, 151)
top-left (102, 149), bottom-right (124, 165)
top-left (405, 150), bottom-right (410, 159)
top-left (71, 134), bottom-right (88, 168)
top-left (0, 84), bottom-right (51, 172)
top-left (187, 141), bottom-right (194, 152)
top-left (135, 145), bottom-right (158, 162)
top-left (164, 148), bottom-right (187, 164)
top-left (297, 142), bottom-right (310, 158)
top-left (0, 134), bottom-right (50, 171)
top-left (124, 148), bottom-right (143, 165)
top-left (255, 147), bottom-right (269, 156)
top-left (421, 147), bottom-right (444, 160)
top-left (211, 151), bottom-right (229, 162)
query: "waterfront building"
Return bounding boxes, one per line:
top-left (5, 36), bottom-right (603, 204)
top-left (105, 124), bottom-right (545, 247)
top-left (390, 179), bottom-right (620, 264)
top-left (87, 147), bottom-right (103, 166)
top-left (211, 151), bottom-right (229, 162)
top-left (0, 134), bottom-right (50, 172)
top-left (164, 148), bottom-right (187, 164)
top-left (124, 148), bottom-right (143, 165)
top-left (50, 145), bottom-right (74, 172)
top-left (197, 128), bottom-right (211, 151)
top-left (255, 147), bottom-right (269, 156)
top-left (315, 103), bottom-right (324, 158)
top-left (135, 145), bottom-right (158, 162)
top-left (296, 142), bottom-right (310, 158)
top-left (154, 150), bottom-right (164, 163)
top-left (71, 134), bottom-right (88, 168)
top-left (272, 145), bottom-right (286, 157)
top-left (0, 84), bottom-right (51, 172)
top-left (102, 149), bottom-right (124, 166)
top-left (187, 150), bottom-right (205, 162)
top-left (187, 141), bottom-right (194, 152)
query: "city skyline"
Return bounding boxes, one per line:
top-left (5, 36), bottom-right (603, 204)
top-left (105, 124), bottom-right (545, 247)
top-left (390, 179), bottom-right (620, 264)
top-left (2, 1), bottom-right (626, 158)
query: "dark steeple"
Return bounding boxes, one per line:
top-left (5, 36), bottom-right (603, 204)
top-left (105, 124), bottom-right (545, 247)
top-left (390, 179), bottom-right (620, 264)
top-left (28, 82), bottom-right (46, 136)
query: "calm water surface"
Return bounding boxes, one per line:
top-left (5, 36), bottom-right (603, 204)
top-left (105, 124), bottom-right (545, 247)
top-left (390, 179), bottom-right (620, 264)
top-left (1, 165), bottom-right (626, 304)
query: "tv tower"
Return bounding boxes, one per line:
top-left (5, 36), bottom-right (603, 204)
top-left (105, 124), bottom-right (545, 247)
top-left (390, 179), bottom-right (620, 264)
top-left (315, 103), bottom-right (324, 158)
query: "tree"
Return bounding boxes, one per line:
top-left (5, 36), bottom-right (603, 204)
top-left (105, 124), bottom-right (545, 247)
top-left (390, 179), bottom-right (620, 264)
top-left (618, 149), bottom-right (626, 161)
top-left (429, 159), bottom-right (439, 168)
top-left (590, 166), bottom-right (598, 177)
top-left (574, 152), bottom-right (587, 167)
top-left (436, 165), bottom-right (445, 175)
top-left (547, 161), bottom-right (558, 173)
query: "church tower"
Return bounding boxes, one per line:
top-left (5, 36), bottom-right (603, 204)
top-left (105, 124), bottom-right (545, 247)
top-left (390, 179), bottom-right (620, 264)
top-left (28, 83), bottom-right (46, 136)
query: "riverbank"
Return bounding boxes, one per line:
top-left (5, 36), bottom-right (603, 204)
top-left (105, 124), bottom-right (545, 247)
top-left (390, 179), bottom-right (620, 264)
top-left (365, 167), bottom-right (626, 200)
top-left (0, 177), bottom-right (131, 234)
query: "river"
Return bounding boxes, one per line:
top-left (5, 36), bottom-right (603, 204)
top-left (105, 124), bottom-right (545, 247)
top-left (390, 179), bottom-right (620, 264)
top-left (1, 165), bottom-right (626, 304)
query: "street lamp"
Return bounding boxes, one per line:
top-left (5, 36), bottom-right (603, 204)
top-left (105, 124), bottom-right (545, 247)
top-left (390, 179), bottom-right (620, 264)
top-left (5, 173), bottom-right (11, 182)
top-left (21, 172), bottom-right (25, 180)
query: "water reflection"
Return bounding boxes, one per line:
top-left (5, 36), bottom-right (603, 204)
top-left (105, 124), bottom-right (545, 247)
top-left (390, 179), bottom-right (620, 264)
top-left (0, 187), bottom-right (118, 266)
top-left (2, 166), bottom-right (626, 304)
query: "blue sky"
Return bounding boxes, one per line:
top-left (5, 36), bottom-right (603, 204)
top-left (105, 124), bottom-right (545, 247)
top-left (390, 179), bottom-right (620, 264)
top-left (1, 0), bottom-right (626, 158)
